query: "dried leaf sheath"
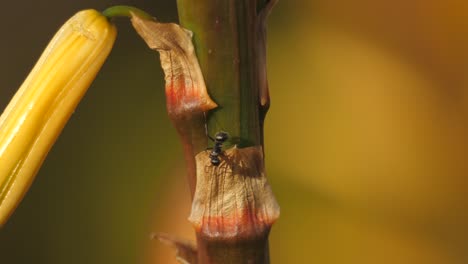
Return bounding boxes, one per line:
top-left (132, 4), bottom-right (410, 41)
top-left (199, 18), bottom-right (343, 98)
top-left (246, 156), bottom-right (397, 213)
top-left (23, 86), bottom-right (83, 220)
top-left (130, 15), bottom-right (217, 116)
top-left (130, 13), bottom-right (218, 195)
top-left (190, 146), bottom-right (279, 240)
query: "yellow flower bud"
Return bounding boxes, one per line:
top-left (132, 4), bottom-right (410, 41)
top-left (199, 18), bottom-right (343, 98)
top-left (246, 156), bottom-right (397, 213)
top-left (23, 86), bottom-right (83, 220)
top-left (0, 9), bottom-right (116, 226)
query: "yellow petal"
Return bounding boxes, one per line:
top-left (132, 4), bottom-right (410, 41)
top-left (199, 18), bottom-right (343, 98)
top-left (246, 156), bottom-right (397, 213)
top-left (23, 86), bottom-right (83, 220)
top-left (0, 9), bottom-right (116, 226)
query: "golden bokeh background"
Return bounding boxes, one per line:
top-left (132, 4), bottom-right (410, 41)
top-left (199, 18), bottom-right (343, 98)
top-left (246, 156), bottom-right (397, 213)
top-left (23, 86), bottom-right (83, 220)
top-left (1, 1), bottom-right (467, 263)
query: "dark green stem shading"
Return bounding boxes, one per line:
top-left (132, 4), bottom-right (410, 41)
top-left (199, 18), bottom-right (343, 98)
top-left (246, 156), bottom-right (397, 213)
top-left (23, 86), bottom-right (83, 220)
top-left (177, 0), bottom-right (272, 149)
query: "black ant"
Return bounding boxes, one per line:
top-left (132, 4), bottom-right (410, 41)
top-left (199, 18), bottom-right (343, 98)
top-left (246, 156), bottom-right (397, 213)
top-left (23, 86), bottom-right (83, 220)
top-left (208, 131), bottom-right (229, 166)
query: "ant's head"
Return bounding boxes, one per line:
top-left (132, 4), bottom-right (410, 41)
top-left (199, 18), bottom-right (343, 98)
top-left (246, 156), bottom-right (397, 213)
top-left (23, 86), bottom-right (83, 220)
top-left (215, 131), bottom-right (229, 142)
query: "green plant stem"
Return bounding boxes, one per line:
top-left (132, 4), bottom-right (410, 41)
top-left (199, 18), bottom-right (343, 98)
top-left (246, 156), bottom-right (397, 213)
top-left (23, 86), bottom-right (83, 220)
top-left (177, 0), bottom-right (270, 149)
top-left (176, 0), bottom-right (276, 263)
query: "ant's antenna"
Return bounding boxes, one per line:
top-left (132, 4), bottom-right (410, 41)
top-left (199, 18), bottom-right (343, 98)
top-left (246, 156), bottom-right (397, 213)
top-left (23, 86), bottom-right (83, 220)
top-left (203, 111), bottom-right (214, 142)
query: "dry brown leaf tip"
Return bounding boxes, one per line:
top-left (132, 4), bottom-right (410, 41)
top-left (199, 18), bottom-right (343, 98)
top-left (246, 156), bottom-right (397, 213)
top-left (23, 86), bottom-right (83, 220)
top-left (130, 13), bottom-right (217, 116)
top-left (154, 233), bottom-right (198, 264)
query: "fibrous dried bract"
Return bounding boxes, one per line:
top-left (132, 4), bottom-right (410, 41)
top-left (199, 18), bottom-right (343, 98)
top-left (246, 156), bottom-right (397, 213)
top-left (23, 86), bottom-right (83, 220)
top-left (131, 14), bottom-right (217, 116)
top-left (190, 146), bottom-right (280, 240)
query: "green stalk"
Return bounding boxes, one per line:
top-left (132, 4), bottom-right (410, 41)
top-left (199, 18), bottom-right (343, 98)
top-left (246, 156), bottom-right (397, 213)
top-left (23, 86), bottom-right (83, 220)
top-left (177, 0), bottom-right (270, 149)
top-left (176, 1), bottom-right (277, 263)
top-left (102, 5), bottom-right (154, 20)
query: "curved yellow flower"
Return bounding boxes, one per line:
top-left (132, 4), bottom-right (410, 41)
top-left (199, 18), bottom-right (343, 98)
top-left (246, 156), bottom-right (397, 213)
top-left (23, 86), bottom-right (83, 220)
top-left (0, 9), bottom-right (116, 226)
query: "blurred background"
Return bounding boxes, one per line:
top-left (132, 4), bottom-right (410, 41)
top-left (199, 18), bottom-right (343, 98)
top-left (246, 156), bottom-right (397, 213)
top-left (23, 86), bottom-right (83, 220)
top-left (1, 0), bottom-right (468, 263)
